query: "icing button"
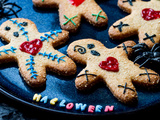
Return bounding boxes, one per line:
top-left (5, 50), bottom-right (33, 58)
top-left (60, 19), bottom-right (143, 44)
top-left (22, 22), bottom-right (28, 26)
top-left (13, 32), bottom-right (19, 37)
top-left (5, 26), bottom-right (11, 31)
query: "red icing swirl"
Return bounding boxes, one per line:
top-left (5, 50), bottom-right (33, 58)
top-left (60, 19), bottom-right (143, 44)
top-left (141, 8), bottom-right (160, 21)
top-left (68, 0), bottom-right (85, 7)
top-left (19, 39), bottom-right (43, 55)
top-left (99, 57), bottom-right (119, 72)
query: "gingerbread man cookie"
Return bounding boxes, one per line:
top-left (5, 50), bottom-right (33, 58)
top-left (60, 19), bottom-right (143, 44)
top-left (67, 39), bottom-right (159, 104)
top-left (109, 0), bottom-right (160, 48)
top-left (0, 18), bottom-right (76, 87)
top-left (32, 0), bottom-right (108, 33)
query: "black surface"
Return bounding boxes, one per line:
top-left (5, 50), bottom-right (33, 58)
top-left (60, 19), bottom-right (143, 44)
top-left (0, 0), bottom-right (160, 119)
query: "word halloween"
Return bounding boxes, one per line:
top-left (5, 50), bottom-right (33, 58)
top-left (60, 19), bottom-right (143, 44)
top-left (33, 94), bottom-right (114, 113)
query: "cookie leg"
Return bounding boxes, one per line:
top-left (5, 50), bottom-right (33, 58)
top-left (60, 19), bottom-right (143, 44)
top-left (109, 15), bottom-right (138, 40)
top-left (105, 76), bottom-right (137, 104)
top-left (138, 21), bottom-right (160, 48)
top-left (75, 68), bottom-right (100, 91)
top-left (18, 56), bottom-right (47, 87)
top-left (59, 3), bottom-right (81, 33)
top-left (82, 1), bottom-right (108, 27)
top-left (0, 45), bottom-right (17, 64)
top-left (118, 0), bottom-right (139, 13)
top-left (131, 67), bottom-right (160, 89)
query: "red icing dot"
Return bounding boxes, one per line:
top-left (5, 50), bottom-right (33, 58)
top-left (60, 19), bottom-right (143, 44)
top-left (141, 8), bottom-right (160, 21)
top-left (99, 57), bottom-right (119, 72)
top-left (68, 0), bottom-right (85, 7)
top-left (19, 39), bottom-right (43, 55)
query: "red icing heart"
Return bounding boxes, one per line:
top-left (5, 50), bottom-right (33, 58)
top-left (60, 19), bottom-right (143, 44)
top-left (68, 0), bottom-right (85, 7)
top-left (19, 39), bottom-right (43, 55)
top-left (142, 8), bottom-right (160, 21)
top-left (99, 57), bottom-right (119, 72)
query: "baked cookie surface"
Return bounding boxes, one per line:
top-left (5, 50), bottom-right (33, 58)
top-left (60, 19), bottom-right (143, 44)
top-left (0, 18), bottom-right (76, 87)
top-left (109, 0), bottom-right (160, 48)
top-left (32, 0), bottom-right (108, 32)
top-left (67, 39), bottom-right (160, 104)
top-left (0, 0), bottom-right (160, 114)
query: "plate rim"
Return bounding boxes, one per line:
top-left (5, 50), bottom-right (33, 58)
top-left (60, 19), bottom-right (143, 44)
top-left (0, 83), bottom-right (159, 116)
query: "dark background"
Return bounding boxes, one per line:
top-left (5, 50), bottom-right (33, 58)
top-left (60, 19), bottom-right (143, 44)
top-left (0, 0), bottom-right (160, 119)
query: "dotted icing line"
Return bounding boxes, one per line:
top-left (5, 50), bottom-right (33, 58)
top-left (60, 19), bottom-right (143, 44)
top-left (40, 30), bottom-right (62, 42)
top-left (0, 46), bottom-right (17, 55)
top-left (26, 55), bottom-right (38, 79)
top-left (38, 52), bottom-right (66, 64)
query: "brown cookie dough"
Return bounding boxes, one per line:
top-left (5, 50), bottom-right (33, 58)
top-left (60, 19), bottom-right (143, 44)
top-left (0, 18), bottom-right (76, 87)
top-left (109, 0), bottom-right (160, 48)
top-left (32, 0), bottom-right (108, 33)
top-left (67, 39), bottom-right (160, 104)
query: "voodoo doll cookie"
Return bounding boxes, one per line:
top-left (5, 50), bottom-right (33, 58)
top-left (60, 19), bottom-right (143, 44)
top-left (109, 0), bottom-right (160, 48)
top-left (0, 18), bottom-right (76, 87)
top-left (32, 0), bottom-right (108, 33)
top-left (67, 39), bottom-right (160, 104)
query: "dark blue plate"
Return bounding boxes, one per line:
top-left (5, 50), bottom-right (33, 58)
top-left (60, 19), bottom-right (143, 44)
top-left (0, 0), bottom-right (159, 116)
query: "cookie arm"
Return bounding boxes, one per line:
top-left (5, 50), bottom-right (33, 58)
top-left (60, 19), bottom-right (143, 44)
top-left (109, 15), bottom-right (138, 40)
top-left (118, 0), bottom-right (142, 13)
top-left (138, 21), bottom-right (160, 48)
top-left (118, 0), bottom-right (133, 13)
top-left (39, 30), bottom-right (69, 47)
top-left (46, 30), bottom-right (69, 48)
top-left (38, 49), bottom-right (76, 76)
top-left (75, 67), bottom-right (100, 91)
top-left (116, 40), bottom-right (136, 57)
top-left (0, 45), bottom-right (17, 64)
top-left (131, 66), bottom-right (160, 89)
top-left (47, 52), bottom-right (77, 76)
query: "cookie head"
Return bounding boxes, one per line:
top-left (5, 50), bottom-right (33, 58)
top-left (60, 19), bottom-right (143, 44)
top-left (67, 39), bottom-right (103, 65)
top-left (0, 18), bottom-right (34, 43)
